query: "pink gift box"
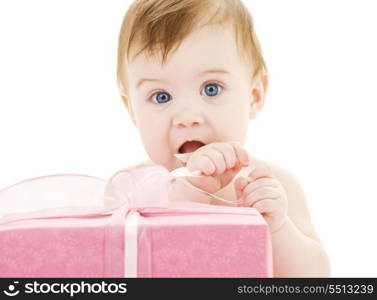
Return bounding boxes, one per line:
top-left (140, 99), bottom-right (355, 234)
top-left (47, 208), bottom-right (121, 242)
top-left (0, 168), bottom-right (273, 278)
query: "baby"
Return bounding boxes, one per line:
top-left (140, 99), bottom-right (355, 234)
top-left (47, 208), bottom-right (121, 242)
top-left (108, 0), bottom-right (330, 277)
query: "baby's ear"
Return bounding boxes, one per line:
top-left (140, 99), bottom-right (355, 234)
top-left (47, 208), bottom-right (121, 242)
top-left (120, 94), bottom-right (137, 127)
top-left (249, 74), bottom-right (269, 120)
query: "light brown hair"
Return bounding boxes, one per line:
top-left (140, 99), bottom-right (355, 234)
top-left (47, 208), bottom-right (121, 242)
top-left (116, 0), bottom-right (267, 96)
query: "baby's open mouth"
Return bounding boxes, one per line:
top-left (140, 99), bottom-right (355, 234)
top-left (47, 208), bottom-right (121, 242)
top-left (178, 140), bottom-right (205, 153)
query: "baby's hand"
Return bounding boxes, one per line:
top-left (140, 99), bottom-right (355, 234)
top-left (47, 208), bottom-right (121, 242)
top-left (234, 163), bottom-right (288, 233)
top-left (184, 141), bottom-right (250, 194)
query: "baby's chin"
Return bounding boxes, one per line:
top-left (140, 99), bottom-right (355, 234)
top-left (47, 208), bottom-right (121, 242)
top-left (167, 156), bottom-right (186, 172)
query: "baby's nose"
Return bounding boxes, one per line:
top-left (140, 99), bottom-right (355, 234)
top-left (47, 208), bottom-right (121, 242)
top-left (172, 111), bottom-right (204, 128)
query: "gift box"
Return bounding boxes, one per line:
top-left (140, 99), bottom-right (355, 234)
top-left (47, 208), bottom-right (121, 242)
top-left (0, 166), bottom-right (273, 277)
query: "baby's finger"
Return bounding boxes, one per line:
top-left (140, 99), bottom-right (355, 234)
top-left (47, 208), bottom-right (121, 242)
top-left (210, 142), bottom-right (237, 170)
top-left (228, 141), bottom-right (249, 167)
top-left (247, 164), bottom-right (274, 183)
top-left (253, 199), bottom-right (280, 214)
top-left (202, 148), bottom-right (227, 175)
top-left (186, 153), bottom-right (215, 175)
top-left (243, 187), bottom-right (280, 207)
top-left (241, 178), bottom-right (279, 200)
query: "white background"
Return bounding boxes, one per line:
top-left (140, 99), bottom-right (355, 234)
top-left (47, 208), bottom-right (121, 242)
top-left (0, 0), bottom-right (376, 277)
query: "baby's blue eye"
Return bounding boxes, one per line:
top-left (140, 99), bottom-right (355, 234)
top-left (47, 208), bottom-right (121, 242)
top-left (202, 83), bottom-right (222, 97)
top-left (151, 92), bottom-right (171, 104)
top-left (150, 82), bottom-right (222, 104)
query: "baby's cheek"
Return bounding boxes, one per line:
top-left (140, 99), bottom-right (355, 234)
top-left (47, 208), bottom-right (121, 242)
top-left (147, 144), bottom-right (166, 161)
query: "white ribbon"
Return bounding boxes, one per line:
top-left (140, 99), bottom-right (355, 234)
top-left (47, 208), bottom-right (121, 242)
top-left (124, 210), bottom-right (140, 277)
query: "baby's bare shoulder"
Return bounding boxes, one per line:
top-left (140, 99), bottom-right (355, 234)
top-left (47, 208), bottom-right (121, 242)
top-left (248, 155), bottom-right (301, 191)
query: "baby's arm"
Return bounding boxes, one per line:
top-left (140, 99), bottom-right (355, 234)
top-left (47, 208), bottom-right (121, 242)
top-left (236, 162), bottom-right (331, 277)
top-left (273, 165), bottom-right (331, 277)
top-left (183, 141), bottom-right (330, 277)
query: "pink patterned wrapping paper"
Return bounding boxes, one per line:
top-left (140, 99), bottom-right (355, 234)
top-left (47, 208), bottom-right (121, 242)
top-left (0, 165), bottom-right (273, 277)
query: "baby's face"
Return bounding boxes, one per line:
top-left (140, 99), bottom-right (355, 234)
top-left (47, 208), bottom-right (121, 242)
top-left (124, 24), bottom-right (260, 171)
